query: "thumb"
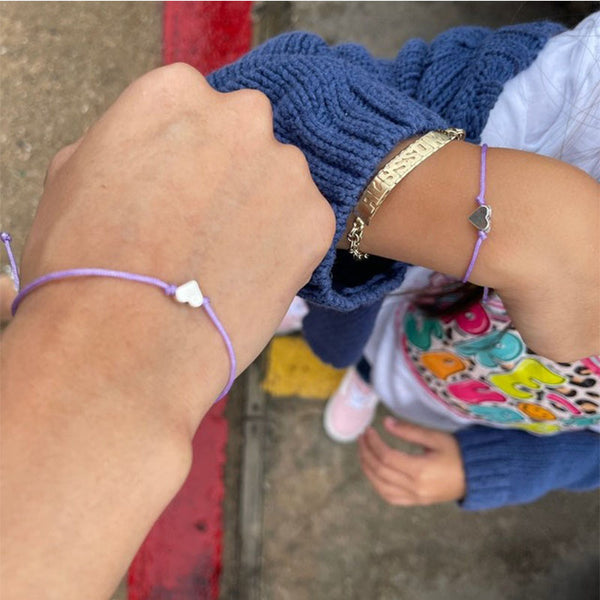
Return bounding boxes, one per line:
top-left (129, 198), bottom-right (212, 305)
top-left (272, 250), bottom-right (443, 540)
top-left (383, 417), bottom-right (445, 450)
top-left (0, 274), bottom-right (17, 323)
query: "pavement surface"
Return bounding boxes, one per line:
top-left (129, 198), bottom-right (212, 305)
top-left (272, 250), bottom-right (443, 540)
top-left (1, 2), bottom-right (598, 600)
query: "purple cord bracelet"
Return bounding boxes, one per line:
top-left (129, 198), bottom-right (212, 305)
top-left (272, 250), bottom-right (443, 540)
top-left (462, 143), bottom-right (491, 301)
top-left (0, 232), bottom-right (236, 402)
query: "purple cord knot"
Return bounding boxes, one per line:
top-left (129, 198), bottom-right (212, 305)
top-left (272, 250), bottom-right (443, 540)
top-left (165, 284), bottom-right (177, 296)
top-left (461, 144), bottom-right (490, 286)
top-left (1, 232), bottom-right (12, 242)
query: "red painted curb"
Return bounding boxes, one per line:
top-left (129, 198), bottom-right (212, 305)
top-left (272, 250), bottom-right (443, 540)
top-left (128, 2), bottom-right (252, 599)
top-left (128, 402), bottom-right (229, 600)
top-left (163, 1), bottom-right (253, 74)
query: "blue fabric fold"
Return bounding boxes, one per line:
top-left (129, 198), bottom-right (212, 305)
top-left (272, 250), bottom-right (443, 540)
top-left (208, 22), bottom-right (564, 365)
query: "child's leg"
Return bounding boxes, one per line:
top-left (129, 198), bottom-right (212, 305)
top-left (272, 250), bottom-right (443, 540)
top-left (355, 357), bottom-right (372, 383)
top-left (323, 356), bottom-right (379, 443)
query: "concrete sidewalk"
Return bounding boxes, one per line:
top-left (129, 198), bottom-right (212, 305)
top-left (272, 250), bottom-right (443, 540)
top-left (2, 3), bottom-right (598, 600)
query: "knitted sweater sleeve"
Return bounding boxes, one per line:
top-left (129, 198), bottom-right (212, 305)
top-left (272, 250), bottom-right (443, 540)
top-left (455, 426), bottom-right (600, 511)
top-left (208, 33), bottom-right (447, 311)
top-left (208, 22), bottom-right (563, 312)
top-left (332, 21), bottom-right (565, 142)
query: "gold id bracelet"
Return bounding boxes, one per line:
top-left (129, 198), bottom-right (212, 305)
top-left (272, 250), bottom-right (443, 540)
top-left (347, 127), bottom-right (465, 260)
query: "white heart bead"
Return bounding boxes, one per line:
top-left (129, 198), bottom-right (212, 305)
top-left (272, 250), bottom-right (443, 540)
top-left (175, 280), bottom-right (204, 308)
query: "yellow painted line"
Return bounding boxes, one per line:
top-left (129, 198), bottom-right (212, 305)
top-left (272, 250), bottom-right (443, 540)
top-left (262, 336), bottom-right (346, 400)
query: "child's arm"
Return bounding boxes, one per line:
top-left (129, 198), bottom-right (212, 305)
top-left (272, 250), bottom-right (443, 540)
top-left (347, 140), bottom-right (599, 362)
top-left (210, 25), bottom-right (597, 362)
top-left (208, 21), bottom-right (561, 312)
top-left (358, 418), bottom-right (599, 510)
top-left (456, 426), bottom-right (600, 510)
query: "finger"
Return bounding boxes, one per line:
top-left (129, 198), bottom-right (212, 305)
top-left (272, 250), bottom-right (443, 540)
top-left (361, 427), bottom-right (396, 464)
top-left (362, 427), bottom-right (419, 468)
top-left (383, 417), bottom-right (447, 450)
top-left (358, 436), bottom-right (413, 489)
top-left (363, 426), bottom-right (425, 479)
top-left (0, 274), bottom-right (17, 323)
top-left (44, 138), bottom-right (83, 186)
top-left (359, 455), bottom-right (418, 506)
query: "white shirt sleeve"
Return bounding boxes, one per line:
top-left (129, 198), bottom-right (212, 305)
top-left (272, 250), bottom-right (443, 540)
top-left (481, 11), bottom-right (600, 180)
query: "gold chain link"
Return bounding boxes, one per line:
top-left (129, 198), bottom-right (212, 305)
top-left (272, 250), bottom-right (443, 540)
top-left (347, 217), bottom-right (368, 260)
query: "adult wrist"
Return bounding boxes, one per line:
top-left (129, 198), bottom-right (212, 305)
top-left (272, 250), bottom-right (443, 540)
top-left (6, 275), bottom-right (229, 434)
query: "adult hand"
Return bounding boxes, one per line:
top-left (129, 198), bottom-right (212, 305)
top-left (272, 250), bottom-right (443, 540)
top-left (17, 63), bottom-right (335, 401)
top-left (1, 64), bottom-right (335, 600)
top-left (358, 418), bottom-right (466, 506)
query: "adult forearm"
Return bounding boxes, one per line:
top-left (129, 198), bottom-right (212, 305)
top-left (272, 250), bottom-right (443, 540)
top-left (0, 65), bottom-right (334, 599)
top-left (0, 276), bottom-right (225, 597)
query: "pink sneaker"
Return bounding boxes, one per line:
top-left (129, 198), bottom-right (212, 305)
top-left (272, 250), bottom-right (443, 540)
top-left (323, 368), bottom-right (379, 443)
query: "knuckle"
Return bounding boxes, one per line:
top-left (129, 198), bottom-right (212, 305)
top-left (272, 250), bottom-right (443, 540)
top-left (278, 149), bottom-right (334, 262)
top-left (381, 449), bottom-right (398, 468)
top-left (413, 471), bottom-right (424, 488)
top-left (231, 88), bottom-right (273, 117)
top-left (311, 205), bottom-right (336, 258)
top-left (373, 482), bottom-right (385, 496)
top-left (325, 206), bottom-right (336, 239)
top-left (279, 145), bottom-right (316, 189)
top-left (415, 491), bottom-right (434, 506)
top-left (46, 142), bottom-right (78, 181)
top-left (132, 64), bottom-right (208, 101)
top-left (281, 143), bottom-right (308, 170)
top-left (374, 462), bottom-right (387, 479)
top-left (379, 450), bottom-right (391, 467)
top-left (384, 494), bottom-right (399, 506)
top-left (413, 488), bottom-right (426, 503)
top-left (157, 62), bottom-right (204, 86)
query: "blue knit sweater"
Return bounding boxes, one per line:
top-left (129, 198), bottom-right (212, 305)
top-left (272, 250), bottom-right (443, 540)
top-left (209, 22), bottom-right (600, 511)
top-left (209, 22), bottom-right (563, 310)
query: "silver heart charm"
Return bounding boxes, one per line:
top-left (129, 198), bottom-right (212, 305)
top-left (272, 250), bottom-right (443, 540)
top-left (175, 280), bottom-right (204, 308)
top-left (468, 204), bottom-right (492, 233)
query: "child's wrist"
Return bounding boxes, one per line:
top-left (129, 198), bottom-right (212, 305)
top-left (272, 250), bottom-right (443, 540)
top-left (345, 140), bottom-right (491, 282)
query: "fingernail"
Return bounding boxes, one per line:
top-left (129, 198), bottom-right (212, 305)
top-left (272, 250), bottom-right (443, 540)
top-left (384, 416), bottom-right (396, 427)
